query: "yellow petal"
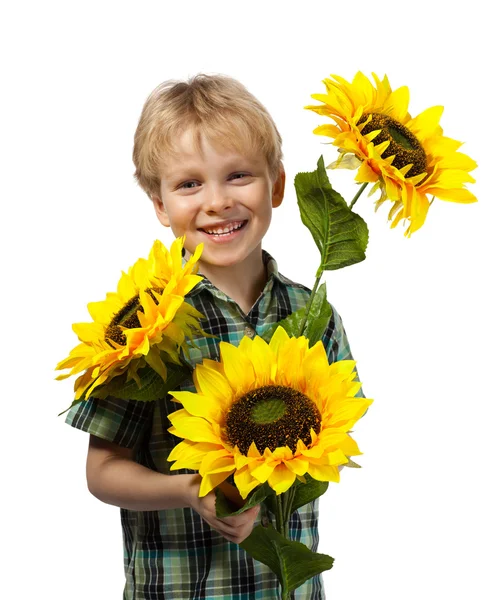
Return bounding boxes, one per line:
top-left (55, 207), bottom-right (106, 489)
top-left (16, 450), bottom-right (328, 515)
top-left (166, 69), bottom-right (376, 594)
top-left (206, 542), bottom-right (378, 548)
top-left (219, 342), bottom-right (254, 393)
top-left (87, 300), bottom-right (116, 324)
top-left (169, 391), bottom-right (222, 423)
top-left (383, 86), bottom-right (409, 121)
top-left (313, 123), bottom-right (341, 139)
top-left (424, 187), bottom-right (477, 204)
top-left (238, 335), bottom-right (272, 387)
top-left (356, 160), bottom-right (379, 183)
top-left (435, 152), bottom-right (477, 172)
top-left (268, 326), bottom-right (290, 358)
top-left (167, 440), bottom-right (222, 464)
top-left (72, 322), bottom-right (104, 344)
top-left (407, 106), bottom-right (444, 141)
top-left (307, 463), bottom-right (340, 482)
top-left (117, 269), bottom-right (139, 301)
top-left (167, 410), bottom-right (219, 444)
top-left (199, 449), bottom-right (235, 476)
top-left (250, 459), bottom-right (275, 484)
top-left (199, 471), bottom-right (234, 497)
top-left (284, 456), bottom-right (309, 476)
top-left (267, 464), bottom-right (297, 495)
top-left (195, 364), bottom-right (233, 407)
top-left (234, 466), bottom-right (262, 499)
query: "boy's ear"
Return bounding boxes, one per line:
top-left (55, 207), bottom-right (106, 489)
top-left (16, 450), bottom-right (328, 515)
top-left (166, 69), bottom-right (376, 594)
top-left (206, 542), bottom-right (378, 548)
top-left (151, 194), bottom-right (171, 227)
top-left (271, 165), bottom-right (285, 208)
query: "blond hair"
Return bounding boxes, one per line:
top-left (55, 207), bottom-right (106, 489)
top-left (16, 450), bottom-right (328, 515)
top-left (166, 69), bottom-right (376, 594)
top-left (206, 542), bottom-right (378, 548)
top-left (133, 73), bottom-right (283, 198)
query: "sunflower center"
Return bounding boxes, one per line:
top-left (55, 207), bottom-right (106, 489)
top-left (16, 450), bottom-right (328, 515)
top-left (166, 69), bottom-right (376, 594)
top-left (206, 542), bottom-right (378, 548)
top-left (225, 385), bottom-right (321, 455)
top-left (251, 398), bottom-right (286, 424)
top-left (358, 113), bottom-right (427, 177)
top-left (105, 287), bottom-right (162, 347)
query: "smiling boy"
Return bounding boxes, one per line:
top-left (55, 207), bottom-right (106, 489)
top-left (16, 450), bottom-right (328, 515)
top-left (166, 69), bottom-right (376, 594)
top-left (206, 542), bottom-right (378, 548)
top-left (65, 74), bottom-right (358, 599)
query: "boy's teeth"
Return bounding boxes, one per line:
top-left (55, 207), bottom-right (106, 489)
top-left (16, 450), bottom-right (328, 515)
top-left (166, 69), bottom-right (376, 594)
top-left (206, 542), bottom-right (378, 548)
top-left (205, 221), bottom-right (244, 235)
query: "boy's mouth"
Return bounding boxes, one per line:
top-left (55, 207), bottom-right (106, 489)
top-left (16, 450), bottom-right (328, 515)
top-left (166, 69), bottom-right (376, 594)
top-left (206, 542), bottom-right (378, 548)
top-left (198, 220), bottom-right (247, 237)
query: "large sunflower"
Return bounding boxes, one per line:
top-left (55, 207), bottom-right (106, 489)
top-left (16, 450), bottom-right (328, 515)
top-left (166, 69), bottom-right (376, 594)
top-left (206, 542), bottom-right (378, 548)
top-left (305, 72), bottom-right (477, 235)
top-left (56, 237), bottom-right (205, 400)
top-left (167, 326), bottom-right (372, 499)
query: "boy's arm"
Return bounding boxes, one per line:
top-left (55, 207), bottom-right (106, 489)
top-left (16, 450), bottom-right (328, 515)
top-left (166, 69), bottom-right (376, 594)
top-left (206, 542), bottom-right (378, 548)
top-left (86, 434), bottom-right (198, 511)
top-left (86, 435), bottom-right (259, 543)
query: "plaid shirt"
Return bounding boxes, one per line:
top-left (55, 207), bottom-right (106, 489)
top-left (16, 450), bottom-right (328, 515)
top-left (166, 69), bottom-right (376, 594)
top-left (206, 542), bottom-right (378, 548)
top-left (65, 250), bottom-right (359, 600)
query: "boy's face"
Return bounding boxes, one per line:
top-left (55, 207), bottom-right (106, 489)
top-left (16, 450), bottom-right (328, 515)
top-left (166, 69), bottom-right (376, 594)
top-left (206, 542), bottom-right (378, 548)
top-left (151, 129), bottom-right (285, 273)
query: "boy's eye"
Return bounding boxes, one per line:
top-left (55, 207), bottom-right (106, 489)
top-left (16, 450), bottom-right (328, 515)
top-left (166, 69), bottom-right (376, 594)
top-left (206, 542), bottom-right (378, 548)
top-left (177, 173), bottom-right (250, 189)
top-left (179, 181), bottom-right (199, 189)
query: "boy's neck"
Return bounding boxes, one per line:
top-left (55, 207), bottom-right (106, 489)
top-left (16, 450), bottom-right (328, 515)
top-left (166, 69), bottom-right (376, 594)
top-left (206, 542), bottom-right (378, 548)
top-left (197, 247), bottom-right (268, 316)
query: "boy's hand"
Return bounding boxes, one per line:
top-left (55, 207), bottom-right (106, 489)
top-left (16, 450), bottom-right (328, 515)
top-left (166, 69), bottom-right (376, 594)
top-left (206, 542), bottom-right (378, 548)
top-left (187, 478), bottom-right (260, 544)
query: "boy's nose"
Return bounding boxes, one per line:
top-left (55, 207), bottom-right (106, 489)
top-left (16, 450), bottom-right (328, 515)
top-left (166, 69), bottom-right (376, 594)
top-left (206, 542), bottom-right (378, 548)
top-left (203, 186), bottom-right (233, 213)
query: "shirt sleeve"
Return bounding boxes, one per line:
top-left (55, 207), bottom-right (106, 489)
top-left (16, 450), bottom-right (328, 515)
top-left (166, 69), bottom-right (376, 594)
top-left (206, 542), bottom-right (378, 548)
top-left (65, 396), bottom-right (154, 449)
top-left (322, 304), bottom-right (365, 399)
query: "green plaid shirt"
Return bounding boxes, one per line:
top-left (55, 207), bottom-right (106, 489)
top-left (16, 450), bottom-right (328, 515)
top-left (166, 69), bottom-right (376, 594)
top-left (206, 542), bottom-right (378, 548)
top-left (65, 251), bottom-right (360, 600)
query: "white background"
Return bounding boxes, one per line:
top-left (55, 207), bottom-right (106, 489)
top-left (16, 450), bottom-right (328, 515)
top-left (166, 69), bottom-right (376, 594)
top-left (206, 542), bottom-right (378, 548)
top-left (2, 1), bottom-right (494, 598)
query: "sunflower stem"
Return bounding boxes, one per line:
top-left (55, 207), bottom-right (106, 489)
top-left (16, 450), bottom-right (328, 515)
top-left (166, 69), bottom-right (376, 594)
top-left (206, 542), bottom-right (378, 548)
top-left (281, 486), bottom-right (297, 538)
top-left (297, 270), bottom-right (323, 338)
top-left (287, 486), bottom-right (297, 521)
top-left (276, 493), bottom-right (291, 600)
top-left (275, 494), bottom-right (285, 535)
top-left (281, 492), bottom-right (289, 539)
top-left (349, 182), bottom-right (368, 210)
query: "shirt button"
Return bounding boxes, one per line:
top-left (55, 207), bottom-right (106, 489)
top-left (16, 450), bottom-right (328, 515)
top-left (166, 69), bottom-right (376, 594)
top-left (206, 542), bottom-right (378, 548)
top-left (244, 325), bottom-right (256, 338)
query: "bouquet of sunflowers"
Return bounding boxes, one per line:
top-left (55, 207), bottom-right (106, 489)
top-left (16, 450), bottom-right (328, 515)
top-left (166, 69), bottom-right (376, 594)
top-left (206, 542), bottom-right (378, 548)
top-left (57, 72), bottom-right (476, 599)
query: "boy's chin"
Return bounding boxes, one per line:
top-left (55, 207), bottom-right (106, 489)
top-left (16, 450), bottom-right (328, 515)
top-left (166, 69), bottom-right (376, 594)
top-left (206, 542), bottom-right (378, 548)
top-left (199, 245), bottom-right (263, 270)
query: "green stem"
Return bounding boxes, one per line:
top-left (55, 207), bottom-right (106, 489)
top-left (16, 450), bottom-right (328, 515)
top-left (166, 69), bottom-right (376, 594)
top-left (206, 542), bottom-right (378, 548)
top-left (275, 494), bottom-right (285, 534)
top-left (297, 269), bottom-right (323, 337)
top-left (276, 494), bottom-right (291, 600)
top-left (281, 493), bottom-right (290, 539)
top-left (287, 486), bottom-right (297, 520)
top-left (349, 182), bottom-right (368, 210)
top-left (282, 487), bottom-right (297, 539)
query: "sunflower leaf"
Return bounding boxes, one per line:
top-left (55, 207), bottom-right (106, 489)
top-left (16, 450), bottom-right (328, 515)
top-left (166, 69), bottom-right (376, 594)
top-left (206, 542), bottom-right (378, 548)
top-left (305, 283), bottom-right (333, 347)
top-left (215, 482), bottom-right (274, 518)
top-left (90, 363), bottom-right (191, 401)
top-left (259, 284), bottom-right (333, 346)
top-left (240, 523), bottom-right (334, 593)
top-left (289, 474), bottom-right (329, 514)
top-left (57, 398), bottom-right (83, 417)
top-left (259, 306), bottom-right (307, 343)
top-left (240, 524), bottom-right (284, 579)
top-left (295, 156), bottom-right (369, 270)
top-left (344, 458), bottom-right (362, 468)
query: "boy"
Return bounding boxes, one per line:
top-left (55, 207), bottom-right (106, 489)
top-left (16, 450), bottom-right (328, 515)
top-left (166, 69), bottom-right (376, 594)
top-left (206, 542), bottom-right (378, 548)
top-left (66, 74), bottom-right (358, 599)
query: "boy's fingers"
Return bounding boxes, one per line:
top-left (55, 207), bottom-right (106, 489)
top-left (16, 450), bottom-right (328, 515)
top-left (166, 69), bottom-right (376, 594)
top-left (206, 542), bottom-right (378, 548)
top-left (220, 505), bottom-right (260, 527)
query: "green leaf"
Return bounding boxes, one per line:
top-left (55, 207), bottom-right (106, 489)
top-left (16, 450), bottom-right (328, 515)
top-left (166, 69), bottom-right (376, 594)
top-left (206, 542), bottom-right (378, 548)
top-left (259, 284), bottom-right (333, 346)
top-left (90, 363), bottom-right (191, 401)
top-left (57, 398), bottom-right (83, 417)
top-left (295, 156), bottom-right (369, 270)
top-left (260, 306), bottom-right (307, 343)
top-left (290, 475), bottom-right (329, 514)
top-left (344, 458), bottom-right (362, 468)
top-left (305, 283), bottom-right (333, 347)
top-left (240, 524), bottom-right (284, 579)
top-left (216, 482), bottom-right (274, 518)
top-left (240, 523), bottom-right (334, 593)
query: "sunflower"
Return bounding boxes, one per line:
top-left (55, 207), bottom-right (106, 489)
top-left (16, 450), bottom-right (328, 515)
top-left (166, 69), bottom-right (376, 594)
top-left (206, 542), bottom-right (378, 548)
top-left (56, 237), bottom-right (205, 400)
top-left (305, 72), bottom-right (477, 235)
top-left (167, 326), bottom-right (372, 499)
